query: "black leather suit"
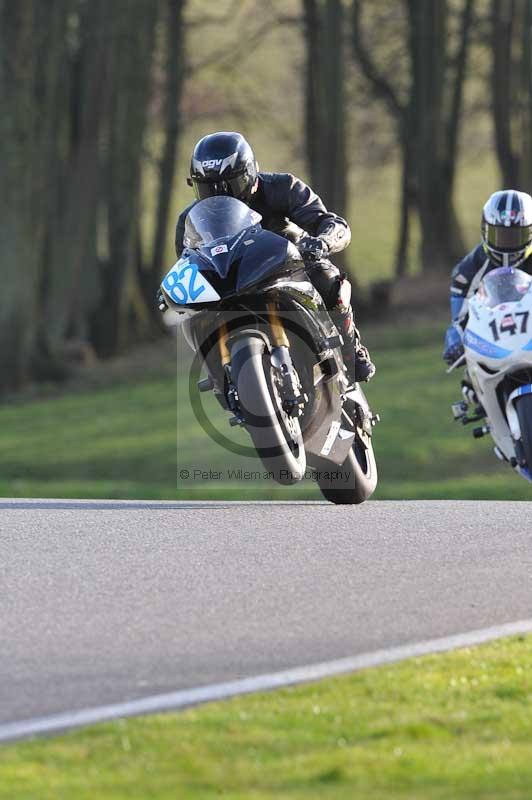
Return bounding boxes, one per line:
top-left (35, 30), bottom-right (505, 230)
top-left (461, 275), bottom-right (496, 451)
top-left (175, 172), bottom-right (351, 308)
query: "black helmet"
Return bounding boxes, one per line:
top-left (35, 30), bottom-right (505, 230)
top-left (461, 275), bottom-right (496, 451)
top-left (188, 131), bottom-right (258, 203)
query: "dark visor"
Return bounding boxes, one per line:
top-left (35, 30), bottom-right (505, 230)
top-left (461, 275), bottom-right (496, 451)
top-left (193, 173), bottom-right (250, 201)
top-left (486, 223), bottom-right (532, 252)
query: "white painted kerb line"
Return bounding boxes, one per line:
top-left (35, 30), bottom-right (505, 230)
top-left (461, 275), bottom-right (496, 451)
top-left (2, 618), bottom-right (532, 743)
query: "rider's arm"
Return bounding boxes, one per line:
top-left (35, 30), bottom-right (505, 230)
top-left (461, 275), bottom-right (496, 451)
top-left (443, 244), bottom-right (488, 363)
top-left (269, 173), bottom-right (351, 255)
top-left (450, 265), bottom-right (467, 323)
top-left (450, 244), bottom-right (488, 322)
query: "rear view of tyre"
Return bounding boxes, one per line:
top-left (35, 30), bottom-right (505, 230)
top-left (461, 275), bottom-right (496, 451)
top-left (515, 393), bottom-right (532, 470)
top-left (315, 409), bottom-right (378, 504)
top-left (230, 334), bottom-right (306, 484)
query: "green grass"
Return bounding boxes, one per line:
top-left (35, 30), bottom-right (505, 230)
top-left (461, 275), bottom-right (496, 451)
top-left (0, 317), bottom-right (530, 500)
top-left (2, 635), bottom-right (532, 799)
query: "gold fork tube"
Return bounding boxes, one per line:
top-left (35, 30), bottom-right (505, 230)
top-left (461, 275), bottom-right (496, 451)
top-left (218, 321), bottom-right (230, 366)
top-left (267, 302), bottom-right (290, 348)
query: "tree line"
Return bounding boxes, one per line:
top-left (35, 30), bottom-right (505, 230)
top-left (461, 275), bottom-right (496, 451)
top-left (1, 0), bottom-right (531, 391)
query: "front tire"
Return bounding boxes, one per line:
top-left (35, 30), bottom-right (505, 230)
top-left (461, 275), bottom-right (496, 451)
top-left (230, 334), bottom-right (306, 485)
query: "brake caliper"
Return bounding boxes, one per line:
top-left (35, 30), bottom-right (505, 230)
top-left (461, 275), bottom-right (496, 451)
top-left (271, 346), bottom-right (306, 418)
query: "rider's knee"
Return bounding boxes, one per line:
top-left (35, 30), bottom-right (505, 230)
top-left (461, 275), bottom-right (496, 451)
top-left (307, 260), bottom-right (348, 309)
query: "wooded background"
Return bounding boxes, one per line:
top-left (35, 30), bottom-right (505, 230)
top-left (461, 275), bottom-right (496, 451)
top-left (1, 0), bottom-right (531, 392)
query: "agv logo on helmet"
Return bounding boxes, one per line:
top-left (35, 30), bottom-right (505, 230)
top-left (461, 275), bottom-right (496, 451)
top-left (192, 152), bottom-right (238, 176)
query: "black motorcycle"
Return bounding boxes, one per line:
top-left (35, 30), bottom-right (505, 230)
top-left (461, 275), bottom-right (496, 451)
top-left (160, 195), bottom-right (378, 504)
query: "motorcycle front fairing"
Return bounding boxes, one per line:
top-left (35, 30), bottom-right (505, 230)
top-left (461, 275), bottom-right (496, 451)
top-left (162, 229), bottom-right (302, 307)
top-left (465, 267), bottom-right (532, 460)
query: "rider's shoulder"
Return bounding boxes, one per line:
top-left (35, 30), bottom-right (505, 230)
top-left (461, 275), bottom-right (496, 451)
top-left (258, 173), bottom-right (306, 210)
top-left (258, 171), bottom-right (276, 184)
top-left (259, 171), bottom-right (292, 183)
top-left (456, 243), bottom-right (488, 270)
top-left (469, 242), bottom-right (487, 261)
top-left (259, 172), bottom-right (305, 191)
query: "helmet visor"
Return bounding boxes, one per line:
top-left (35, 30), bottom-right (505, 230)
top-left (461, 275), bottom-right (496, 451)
top-left (193, 172), bottom-right (251, 202)
top-left (485, 223), bottom-right (532, 252)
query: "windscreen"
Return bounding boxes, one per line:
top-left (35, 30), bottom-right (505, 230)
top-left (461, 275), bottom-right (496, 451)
top-left (477, 267), bottom-right (532, 308)
top-left (183, 196), bottom-right (262, 249)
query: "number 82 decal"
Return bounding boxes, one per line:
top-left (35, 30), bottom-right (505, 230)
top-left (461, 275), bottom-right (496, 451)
top-left (162, 260), bottom-right (206, 305)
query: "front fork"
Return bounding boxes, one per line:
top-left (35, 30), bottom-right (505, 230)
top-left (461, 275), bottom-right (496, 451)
top-left (217, 321), bottom-right (240, 421)
top-left (216, 305), bottom-right (290, 360)
top-left (216, 304), bottom-right (305, 420)
top-left (267, 303), bottom-right (306, 416)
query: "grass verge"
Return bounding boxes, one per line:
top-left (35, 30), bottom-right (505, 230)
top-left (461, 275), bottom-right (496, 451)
top-left (1, 635), bottom-right (531, 799)
top-left (0, 317), bottom-right (530, 500)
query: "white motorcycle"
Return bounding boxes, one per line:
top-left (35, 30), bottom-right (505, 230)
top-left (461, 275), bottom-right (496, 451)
top-left (449, 266), bottom-right (532, 481)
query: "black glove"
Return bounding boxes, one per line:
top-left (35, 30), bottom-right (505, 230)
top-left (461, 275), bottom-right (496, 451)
top-left (443, 324), bottom-right (464, 365)
top-left (297, 235), bottom-right (329, 262)
top-left (156, 288), bottom-right (168, 312)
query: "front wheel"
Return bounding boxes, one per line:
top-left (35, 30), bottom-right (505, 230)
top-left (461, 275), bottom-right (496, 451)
top-left (230, 334), bottom-right (306, 485)
top-left (515, 393), bottom-right (532, 470)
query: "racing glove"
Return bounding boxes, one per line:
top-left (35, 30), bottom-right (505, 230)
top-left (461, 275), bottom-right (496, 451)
top-left (297, 235), bottom-right (330, 262)
top-left (443, 323), bottom-right (464, 365)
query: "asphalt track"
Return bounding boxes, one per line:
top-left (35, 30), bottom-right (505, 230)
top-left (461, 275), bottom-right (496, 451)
top-left (1, 498), bottom-right (532, 741)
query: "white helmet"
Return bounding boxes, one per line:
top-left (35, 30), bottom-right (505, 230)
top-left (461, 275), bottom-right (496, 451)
top-left (481, 189), bottom-right (532, 268)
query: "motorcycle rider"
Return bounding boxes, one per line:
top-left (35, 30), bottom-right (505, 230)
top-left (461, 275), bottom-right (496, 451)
top-left (443, 189), bottom-right (532, 367)
top-left (170, 131), bottom-right (375, 384)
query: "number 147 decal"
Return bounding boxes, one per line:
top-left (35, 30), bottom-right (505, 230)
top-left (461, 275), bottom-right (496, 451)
top-left (489, 311), bottom-right (529, 341)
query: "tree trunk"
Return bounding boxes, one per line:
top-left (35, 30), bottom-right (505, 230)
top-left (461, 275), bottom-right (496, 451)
top-left (409, 0), bottom-right (467, 271)
top-left (352, 0), bottom-right (413, 278)
top-left (394, 141), bottom-right (412, 277)
top-left (303, 0), bottom-right (322, 190)
top-left (520, 0), bottom-right (532, 186)
top-left (0, 1), bottom-right (69, 390)
top-left (138, 0), bottom-right (186, 329)
top-left (353, 0), bottom-right (473, 275)
top-left (492, 0), bottom-right (519, 186)
top-left (491, 0), bottom-right (532, 189)
top-left (46, 0), bottom-right (114, 351)
top-left (303, 0), bottom-right (348, 271)
top-left (0, 0), bottom-right (187, 389)
top-left (91, 0), bottom-right (159, 357)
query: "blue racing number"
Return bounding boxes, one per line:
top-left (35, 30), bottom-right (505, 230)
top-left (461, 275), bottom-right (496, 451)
top-left (162, 260), bottom-right (205, 305)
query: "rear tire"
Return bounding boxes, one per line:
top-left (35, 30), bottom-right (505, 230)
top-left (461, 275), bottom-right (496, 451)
top-left (515, 393), bottom-right (532, 469)
top-left (315, 408), bottom-right (378, 505)
top-left (230, 335), bottom-right (306, 485)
